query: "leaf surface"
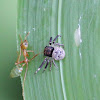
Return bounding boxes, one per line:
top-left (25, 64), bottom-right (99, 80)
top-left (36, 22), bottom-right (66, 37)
top-left (17, 0), bottom-right (100, 100)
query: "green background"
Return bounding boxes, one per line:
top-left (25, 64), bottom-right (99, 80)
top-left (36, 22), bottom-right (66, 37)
top-left (1, 0), bottom-right (100, 100)
top-left (0, 0), bottom-right (22, 100)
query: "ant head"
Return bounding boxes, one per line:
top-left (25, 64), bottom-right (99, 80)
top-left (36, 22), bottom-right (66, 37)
top-left (23, 40), bottom-right (28, 49)
top-left (21, 40), bottom-right (28, 50)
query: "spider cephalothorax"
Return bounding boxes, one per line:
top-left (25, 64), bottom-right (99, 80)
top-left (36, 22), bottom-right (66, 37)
top-left (35, 35), bottom-right (65, 74)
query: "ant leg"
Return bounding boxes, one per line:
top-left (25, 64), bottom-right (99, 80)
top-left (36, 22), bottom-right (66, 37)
top-left (35, 58), bottom-right (47, 74)
top-left (28, 53), bottom-right (40, 62)
top-left (17, 63), bottom-right (26, 72)
top-left (23, 63), bottom-right (28, 86)
top-left (19, 35), bottom-right (22, 57)
top-left (22, 63), bottom-right (26, 67)
top-left (22, 63), bottom-right (28, 100)
top-left (43, 60), bottom-right (49, 73)
top-left (25, 32), bottom-right (30, 40)
top-left (19, 34), bottom-right (23, 44)
top-left (27, 50), bottom-right (34, 53)
top-left (50, 61), bottom-right (52, 71)
top-left (27, 50), bottom-right (35, 55)
top-left (18, 35), bottom-right (22, 59)
top-left (16, 52), bottom-right (21, 63)
top-left (53, 35), bottom-right (61, 44)
top-left (49, 37), bottom-right (52, 45)
top-left (54, 43), bottom-right (64, 47)
top-left (20, 46), bottom-right (22, 58)
top-left (52, 60), bottom-right (58, 69)
top-left (15, 60), bottom-right (24, 65)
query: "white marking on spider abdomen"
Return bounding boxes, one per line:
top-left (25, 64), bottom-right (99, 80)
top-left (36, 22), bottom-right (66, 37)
top-left (52, 47), bottom-right (65, 60)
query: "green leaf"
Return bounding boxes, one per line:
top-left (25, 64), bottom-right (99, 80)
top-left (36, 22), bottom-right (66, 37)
top-left (17, 0), bottom-right (100, 100)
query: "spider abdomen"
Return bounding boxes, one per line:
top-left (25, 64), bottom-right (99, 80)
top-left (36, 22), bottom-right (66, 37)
top-left (44, 46), bottom-right (54, 57)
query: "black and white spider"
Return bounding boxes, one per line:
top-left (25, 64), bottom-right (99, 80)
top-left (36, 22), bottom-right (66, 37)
top-left (35, 35), bottom-right (65, 74)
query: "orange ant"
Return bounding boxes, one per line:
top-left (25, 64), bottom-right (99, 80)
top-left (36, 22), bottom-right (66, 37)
top-left (15, 32), bottom-right (39, 82)
top-left (11, 32), bottom-right (40, 97)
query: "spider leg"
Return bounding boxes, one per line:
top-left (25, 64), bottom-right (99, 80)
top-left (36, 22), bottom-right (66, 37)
top-left (35, 58), bottom-right (48, 74)
top-left (53, 35), bottom-right (61, 44)
top-left (43, 60), bottom-right (49, 73)
top-left (50, 61), bottom-right (52, 71)
top-left (53, 60), bottom-right (58, 69)
top-left (49, 37), bottom-right (52, 45)
top-left (54, 43), bottom-right (64, 47)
